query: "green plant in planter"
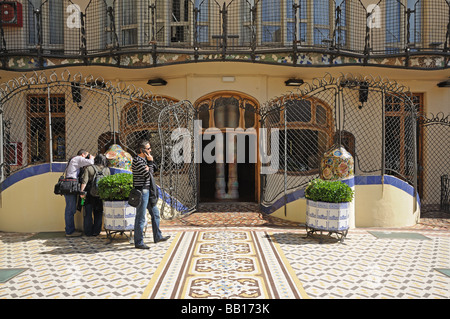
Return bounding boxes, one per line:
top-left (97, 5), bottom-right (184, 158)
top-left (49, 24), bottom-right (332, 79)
top-left (305, 178), bottom-right (354, 203)
top-left (98, 173), bottom-right (133, 201)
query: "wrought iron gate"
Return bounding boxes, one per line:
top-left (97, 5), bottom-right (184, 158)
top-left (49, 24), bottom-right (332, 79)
top-left (417, 112), bottom-right (450, 213)
top-left (260, 74), bottom-right (418, 213)
top-left (0, 70), bottom-right (197, 219)
top-left (158, 101), bottom-right (197, 218)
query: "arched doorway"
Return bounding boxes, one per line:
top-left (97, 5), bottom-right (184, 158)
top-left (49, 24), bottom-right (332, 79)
top-left (195, 91), bottom-right (260, 203)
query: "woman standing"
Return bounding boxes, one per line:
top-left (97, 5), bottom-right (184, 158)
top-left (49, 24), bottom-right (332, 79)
top-left (132, 140), bottom-right (170, 249)
top-left (79, 154), bottom-right (110, 236)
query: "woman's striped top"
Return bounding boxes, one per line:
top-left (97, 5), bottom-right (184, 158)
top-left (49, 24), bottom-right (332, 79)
top-left (132, 155), bottom-right (153, 188)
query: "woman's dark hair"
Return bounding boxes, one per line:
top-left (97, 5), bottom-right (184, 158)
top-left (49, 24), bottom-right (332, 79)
top-left (94, 153), bottom-right (108, 167)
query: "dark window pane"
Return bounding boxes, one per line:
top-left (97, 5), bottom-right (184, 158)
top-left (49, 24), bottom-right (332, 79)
top-left (38, 97), bottom-right (46, 113)
top-left (50, 97), bottom-right (65, 113)
top-left (52, 117), bottom-right (66, 161)
top-left (316, 104), bottom-right (327, 125)
top-left (286, 99), bottom-right (311, 122)
top-left (244, 103), bottom-right (255, 128)
top-left (29, 117), bottom-right (47, 163)
top-left (142, 102), bottom-right (158, 124)
top-left (386, 95), bottom-right (401, 112)
top-left (198, 103), bottom-right (210, 128)
top-left (279, 129), bottom-right (322, 171)
top-left (29, 97), bottom-right (38, 113)
top-left (385, 116), bottom-right (400, 171)
top-left (126, 106), bottom-right (139, 125)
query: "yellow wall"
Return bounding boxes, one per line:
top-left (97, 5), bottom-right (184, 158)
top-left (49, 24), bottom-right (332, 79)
top-left (354, 184), bottom-right (420, 228)
top-left (270, 199), bottom-right (307, 224)
top-left (0, 173), bottom-right (82, 233)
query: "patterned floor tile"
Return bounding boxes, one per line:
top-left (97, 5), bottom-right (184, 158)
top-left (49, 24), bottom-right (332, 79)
top-left (0, 232), bottom-right (176, 299)
top-left (274, 230), bottom-right (450, 299)
top-left (142, 230), bottom-right (308, 299)
top-left (0, 211), bottom-right (449, 299)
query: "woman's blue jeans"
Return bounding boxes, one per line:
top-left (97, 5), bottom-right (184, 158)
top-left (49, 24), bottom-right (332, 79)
top-left (134, 189), bottom-right (162, 246)
top-left (83, 198), bottom-right (103, 236)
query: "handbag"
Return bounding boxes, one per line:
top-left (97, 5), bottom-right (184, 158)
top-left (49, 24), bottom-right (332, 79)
top-left (54, 158), bottom-right (80, 195)
top-left (54, 176), bottom-right (80, 195)
top-left (128, 188), bottom-right (142, 207)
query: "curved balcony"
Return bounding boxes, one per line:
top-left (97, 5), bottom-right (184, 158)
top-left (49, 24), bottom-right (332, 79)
top-left (0, 0), bottom-right (449, 70)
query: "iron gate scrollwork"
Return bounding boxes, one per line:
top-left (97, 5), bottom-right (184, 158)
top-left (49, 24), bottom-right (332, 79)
top-left (260, 74), bottom-right (419, 214)
top-left (0, 71), bottom-right (117, 180)
top-left (0, 70), bottom-right (446, 219)
top-left (158, 100), bottom-right (197, 219)
top-left (0, 70), bottom-right (198, 219)
top-left (417, 112), bottom-right (450, 213)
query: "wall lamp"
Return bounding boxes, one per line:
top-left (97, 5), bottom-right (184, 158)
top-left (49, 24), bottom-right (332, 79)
top-left (437, 80), bottom-right (450, 88)
top-left (147, 78), bottom-right (167, 86)
top-left (285, 79), bottom-right (304, 86)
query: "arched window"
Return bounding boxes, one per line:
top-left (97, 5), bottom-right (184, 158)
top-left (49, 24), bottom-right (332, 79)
top-left (194, 92), bottom-right (259, 130)
top-left (278, 96), bottom-right (333, 174)
top-left (119, 96), bottom-right (178, 156)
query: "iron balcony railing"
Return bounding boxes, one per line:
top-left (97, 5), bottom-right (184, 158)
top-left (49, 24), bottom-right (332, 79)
top-left (0, 0), bottom-right (449, 68)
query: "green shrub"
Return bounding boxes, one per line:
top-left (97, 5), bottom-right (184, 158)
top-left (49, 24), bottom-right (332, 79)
top-left (305, 178), bottom-right (354, 203)
top-left (98, 173), bottom-right (133, 201)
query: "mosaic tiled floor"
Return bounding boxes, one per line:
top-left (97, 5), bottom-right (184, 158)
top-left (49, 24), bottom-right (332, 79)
top-left (0, 210), bottom-right (449, 299)
top-left (275, 230), bottom-right (450, 298)
top-left (142, 230), bottom-right (308, 299)
top-left (0, 232), bottom-right (175, 298)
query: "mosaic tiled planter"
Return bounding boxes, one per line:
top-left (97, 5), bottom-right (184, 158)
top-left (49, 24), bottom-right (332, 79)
top-left (104, 201), bottom-right (136, 231)
top-left (306, 199), bottom-right (350, 243)
top-left (103, 200), bottom-right (146, 242)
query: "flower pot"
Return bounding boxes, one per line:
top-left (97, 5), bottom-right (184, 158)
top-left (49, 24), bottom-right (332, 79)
top-left (306, 199), bottom-right (350, 243)
top-left (103, 200), bottom-right (148, 243)
top-left (103, 200), bottom-right (137, 231)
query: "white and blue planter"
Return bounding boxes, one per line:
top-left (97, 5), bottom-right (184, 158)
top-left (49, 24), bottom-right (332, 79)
top-left (305, 199), bottom-right (350, 243)
top-left (103, 200), bottom-right (146, 243)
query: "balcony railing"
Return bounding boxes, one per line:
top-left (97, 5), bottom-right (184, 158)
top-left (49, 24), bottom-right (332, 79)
top-left (0, 0), bottom-right (449, 69)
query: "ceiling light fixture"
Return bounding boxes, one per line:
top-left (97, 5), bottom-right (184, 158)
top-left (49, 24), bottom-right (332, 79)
top-left (437, 80), bottom-right (450, 88)
top-left (222, 76), bottom-right (235, 82)
top-left (147, 78), bottom-right (167, 86)
top-left (285, 78), bottom-right (304, 86)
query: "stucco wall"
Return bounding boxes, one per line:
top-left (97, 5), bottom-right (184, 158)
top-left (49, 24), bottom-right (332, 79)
top-left (0, 172), bottom-right (81, 232)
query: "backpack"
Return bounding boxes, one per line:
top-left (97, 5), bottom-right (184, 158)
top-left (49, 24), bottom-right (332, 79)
top-left (89, 165), bottom-right (106, 197)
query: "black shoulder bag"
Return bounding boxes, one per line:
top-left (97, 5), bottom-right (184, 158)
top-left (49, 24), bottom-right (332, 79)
top-left (54, 158), bottom-right (81, 195)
